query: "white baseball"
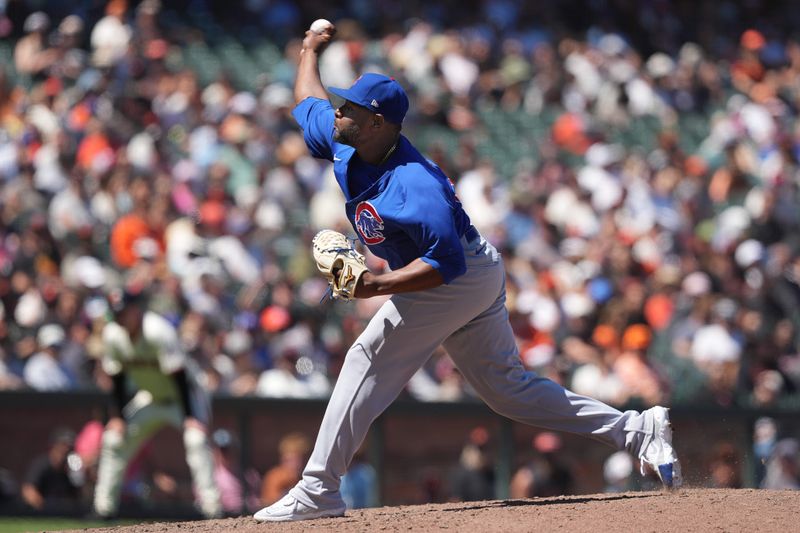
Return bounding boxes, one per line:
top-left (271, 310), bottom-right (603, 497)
top-left (310, 18), bottom-right (333, 34)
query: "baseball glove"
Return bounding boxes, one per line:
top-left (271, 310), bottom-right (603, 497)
top-left (312, 230), bottom-right (369, 301)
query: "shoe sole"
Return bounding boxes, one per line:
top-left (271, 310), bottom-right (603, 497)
top-left (253, 507), bottom-right (346, 522)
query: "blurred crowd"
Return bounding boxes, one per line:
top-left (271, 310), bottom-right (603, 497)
top-left (1, 0), bottom-right (800, 417)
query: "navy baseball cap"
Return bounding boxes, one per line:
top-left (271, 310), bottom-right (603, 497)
top-left (329, 73), bottom-right (409, 124)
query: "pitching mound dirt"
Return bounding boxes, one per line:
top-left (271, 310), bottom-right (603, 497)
top-left (70, 489), bottom-right (798, 532)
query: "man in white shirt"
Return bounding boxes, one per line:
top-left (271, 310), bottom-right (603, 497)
top-left (90, 0), bottom-right (132, 68)
top-left (24, 324), bottom-right (73, 391)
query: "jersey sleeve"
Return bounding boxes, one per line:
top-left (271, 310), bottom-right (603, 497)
top-left (291, 96), bottom-right (335, 161)
top-left (147, 315), bottom-right (187, 375)
top-left (101, 324), bottom-right (125, 376)
top-left (401, 173), bottom-right (466, 284)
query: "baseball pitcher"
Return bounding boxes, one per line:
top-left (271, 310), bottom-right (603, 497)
top-left (93, 289), bottom-right (221, 519)
top-left (254, 22), bottom-right (681, 522)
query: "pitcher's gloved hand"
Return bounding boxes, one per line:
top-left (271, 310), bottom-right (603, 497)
top-left (312, 230), bottom-right (369, 301)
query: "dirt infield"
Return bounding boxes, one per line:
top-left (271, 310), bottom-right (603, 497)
top-left (71, 489), bottom-right (799, 533)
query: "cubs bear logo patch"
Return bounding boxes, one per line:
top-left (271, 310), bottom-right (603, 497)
top-left (355, 201), bottom-right (385, 244)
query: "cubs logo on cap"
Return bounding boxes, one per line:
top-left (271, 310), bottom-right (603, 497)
top-left (355, 201), bottom-right (385, 244)
top-left (329, 73), bottom-right (409, 124)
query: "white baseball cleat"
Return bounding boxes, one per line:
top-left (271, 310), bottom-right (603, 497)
top-left (253, 493), bottom-right (346, 522)
top-left (639, 406), bottom-right (683, 489)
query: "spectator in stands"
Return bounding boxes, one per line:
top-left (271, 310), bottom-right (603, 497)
top-left (0, 339), bottom-right (22, 389)
top-left (14, 12), bottom-right (57, 81)
top-left (689, 298), bottom-right (743, 406)
top-left (260, 432), bottom-right (311, 506)
top-left (613, 324), bottom-right (666, 406)
top-left (751, 369), bottom-right (787, 407)
top-left (708, 441), bottom-right (742, 489)
top-left (340, 448), bottom-right (377, 509)
top-left (569, 325), bottom-right (626, 406)
top-left (209, 329), bottom-right (256, 395)
top-left (209, 429), bottom-right (243, 516)
top-left (21, 428), bottom-right (81, 511)
top-left (0, 360), bottom-right (21, 390)
top-left (449, 426), bottom-right (495, 502)
top-left (207, 427), bottom-right (263, 515)
top-left (90, 0), bottom-right (132, 69)
top-left (256, 333), bottom-right (330, 399)
top-left (23, 324), bottom-right (74, 391)
top-left (603, 451), bottom-right (633, 493)
top-left (762, 438), bottom-right (800, 490)
top-left (0, 467), bottom-right (18, 509)
top-left (509, 432), bottom-right (573, 498)
top-left (753, 417), bottom-right (778, 486)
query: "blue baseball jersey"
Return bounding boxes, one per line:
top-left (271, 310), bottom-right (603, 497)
top-left (293, 97), bottom-right (472, 283)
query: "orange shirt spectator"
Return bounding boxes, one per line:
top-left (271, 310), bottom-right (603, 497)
top-left (76, 130), bottom-right (113, 171)
top-left (260, 433), bottom-right (310, 505)
top-left (110, 213), bottom-right (152, 268)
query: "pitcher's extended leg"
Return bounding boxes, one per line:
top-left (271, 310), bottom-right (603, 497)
top-left (443, 277), bottom-right (650, 455)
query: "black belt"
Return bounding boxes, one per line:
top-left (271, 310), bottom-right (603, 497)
top-left (462, 225), bottom-right (479, 243)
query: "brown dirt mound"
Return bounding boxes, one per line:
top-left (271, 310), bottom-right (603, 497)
top-left (70, 489), bottom-right (799, 533)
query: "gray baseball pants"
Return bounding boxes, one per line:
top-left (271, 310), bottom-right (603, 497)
top-left (290, 234), bottom-right (654, 509)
